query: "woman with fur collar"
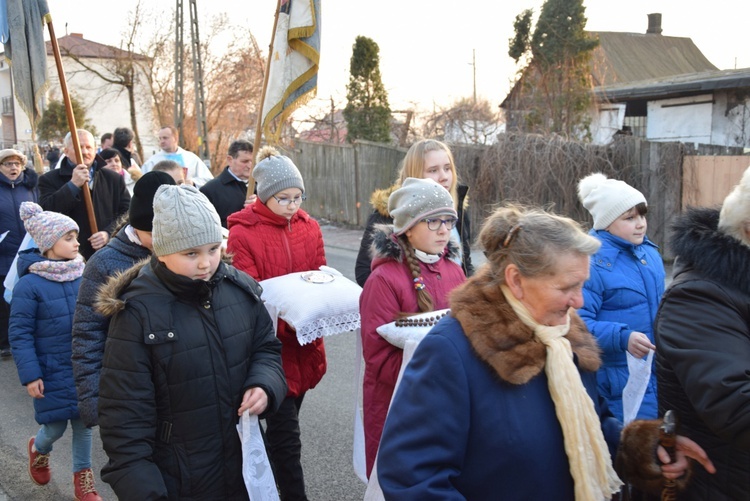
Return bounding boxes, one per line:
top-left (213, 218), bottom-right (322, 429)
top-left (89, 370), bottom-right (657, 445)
top-left (354, 139), bottom-right (474, 286)
top-left (359, 177), bottom-right (466, 478)
top-left (376, 204), bottom-right (713, 500)
top-left (653, 166), bottom-right (750, 499)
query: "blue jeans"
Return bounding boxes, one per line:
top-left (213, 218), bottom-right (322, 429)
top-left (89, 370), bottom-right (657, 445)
top-left (34, 418), bottom-right (92, 472)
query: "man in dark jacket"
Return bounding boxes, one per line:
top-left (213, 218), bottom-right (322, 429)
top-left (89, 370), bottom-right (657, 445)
top-left (38, 129), bottom-right (130, 259)
top-left (200, 139), bottom-right (254, 227)
top-left (0, 148), bottom-right (38, 357)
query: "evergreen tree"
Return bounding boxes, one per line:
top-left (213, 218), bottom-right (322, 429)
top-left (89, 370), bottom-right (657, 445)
top-left (38, 96), bottom-right (97, 144)
top-left (343, 36), bottom-right (391, 143)
top-left (507, 0), bottom-right (599, 137)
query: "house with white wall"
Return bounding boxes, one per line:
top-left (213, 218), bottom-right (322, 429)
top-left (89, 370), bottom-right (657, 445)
top-left (0, 33), bottom-right (157, 157)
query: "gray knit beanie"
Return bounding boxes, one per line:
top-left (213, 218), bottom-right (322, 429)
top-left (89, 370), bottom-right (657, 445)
top-left (253, 146), bottom-right (305, 203)
top-left (389, 178), bottom-right (457, 235)
top-left (151, 184), bottom-right (223, 256)
top-left (577, 173), bottom-right (646, 230)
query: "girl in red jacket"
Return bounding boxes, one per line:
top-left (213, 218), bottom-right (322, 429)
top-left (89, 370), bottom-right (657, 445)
top-left (359, 177), bottom-right (466, 477)
top-left (227, 146), bottom-right (325, 501)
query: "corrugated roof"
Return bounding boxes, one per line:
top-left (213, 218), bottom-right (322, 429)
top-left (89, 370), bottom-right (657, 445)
top-left (596, 67), bottom-right (750, 101)
top-left (45, 34), bottom-right (148, 61)
top-left (590, 31), bottom-right (717, 86)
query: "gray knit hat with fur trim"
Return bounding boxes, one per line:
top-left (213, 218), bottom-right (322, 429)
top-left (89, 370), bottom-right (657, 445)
top-left (253, 146), bottom-right (305, 203)
top-left (152, 184), bottom-right (223, 256)
top-left (389, 177), bottom-right (457, 235)
top-left (578, 173), bottom-right (646, 230)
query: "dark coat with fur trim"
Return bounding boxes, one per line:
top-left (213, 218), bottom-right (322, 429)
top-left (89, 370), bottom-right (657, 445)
top-left (355, 183), bottom-right (474, 286)
top-left (654, 206), bottom-right (750, 500)
top-left (96, 257), bottom-right (286, 501)
top-left (377, 267), bottom-right (621, 500)
top-left (359, 225), bottom-right (465, 477)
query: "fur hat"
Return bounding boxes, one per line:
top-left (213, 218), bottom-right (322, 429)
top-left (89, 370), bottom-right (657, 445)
top-left (129, 171), bottom-right (177, 231)
top-left (253, 146), bottom-right (304, 203)
top-left (151, 184), bottom-right (223, 256)
top-left (0, 148), bottom-right (27, 167)
top-left (719, 165), bottom-right (750, 246)
top-left (19, 202), bottom-right (79, 254)
top-left (578, 173), bottom-right (646, 230)
top-left (388, 177), bottom-right (457, 235)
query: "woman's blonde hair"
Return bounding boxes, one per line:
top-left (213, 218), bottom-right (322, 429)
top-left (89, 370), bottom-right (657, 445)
top-left (397, 139), bottom-right (459, 209)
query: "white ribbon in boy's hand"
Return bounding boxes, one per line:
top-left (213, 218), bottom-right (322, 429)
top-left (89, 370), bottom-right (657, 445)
top-left (238, 387), bottom-right (268, 416)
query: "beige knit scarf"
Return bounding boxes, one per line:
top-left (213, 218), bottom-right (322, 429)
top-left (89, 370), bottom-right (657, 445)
top-left (501, 285), bottom-right (623, 500)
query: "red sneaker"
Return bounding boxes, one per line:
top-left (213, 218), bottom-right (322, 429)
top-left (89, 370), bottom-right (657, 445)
top-left (73, 468), bottom-right (102, 501)
top-left (27, 437), bottom-right (51, 485)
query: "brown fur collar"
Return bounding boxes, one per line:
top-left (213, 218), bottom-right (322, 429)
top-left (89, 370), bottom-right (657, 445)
top-left (370, 184), bottom-right (398, 218)
top-left (450, 267), bottom-right (601, 385)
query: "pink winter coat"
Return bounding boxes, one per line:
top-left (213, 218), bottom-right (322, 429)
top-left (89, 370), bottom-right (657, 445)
top-left (359, 225), bottom-right (465, 476)
top-left (227, 200), bottom-right (327, 398)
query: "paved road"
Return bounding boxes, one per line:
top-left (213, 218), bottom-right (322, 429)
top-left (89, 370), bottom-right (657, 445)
top-left (0, 223), bottom-right (484, 500)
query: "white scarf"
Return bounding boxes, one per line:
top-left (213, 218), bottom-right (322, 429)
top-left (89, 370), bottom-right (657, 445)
top-left (501, 285), bottom-right (623, 500)
top-left (414, 248), bottom-right (441, 264)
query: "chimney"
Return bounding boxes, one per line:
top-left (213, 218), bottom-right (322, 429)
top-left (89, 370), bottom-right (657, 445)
top-left (70, 33), bottom-right (84, 38)
top-left (646, 13), bottom-right (662, 35)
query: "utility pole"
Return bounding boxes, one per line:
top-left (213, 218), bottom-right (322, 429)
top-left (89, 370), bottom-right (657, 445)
top-left (472, 48), bottom-right (477, 105)
top-left (174, 0), bottom-right (209, 159)
top-left (174, 0), bottom-right (184, 142)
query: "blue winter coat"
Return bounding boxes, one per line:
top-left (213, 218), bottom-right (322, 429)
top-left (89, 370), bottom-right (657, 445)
top-left (71, 227), bottom-right (151, 427)
top-left (0, 168), bottom-right (38, 275)
top-left (8, 249), bottom-right (81, 424)
top-left (579, 230), bottom-right (665, 421)
top-left (377, 269), bottom-right (621, 500)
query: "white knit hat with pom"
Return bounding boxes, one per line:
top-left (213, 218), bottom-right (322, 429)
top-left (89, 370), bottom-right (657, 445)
top-left (577, 173), bottom-right (646, 230)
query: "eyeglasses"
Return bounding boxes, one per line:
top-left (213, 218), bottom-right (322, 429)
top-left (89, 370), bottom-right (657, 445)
top-left (1, 161), bottom-right (22, 168)
top-left (421, 217), bottom-right (458, 231)
top-left (272, 194), bottom-right (307, 206)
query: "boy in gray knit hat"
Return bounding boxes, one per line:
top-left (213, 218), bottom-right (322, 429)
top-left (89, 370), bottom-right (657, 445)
top-left (97, 184), bottom-right (287, 500)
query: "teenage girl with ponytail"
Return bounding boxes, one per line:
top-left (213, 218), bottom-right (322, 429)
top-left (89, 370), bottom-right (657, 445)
top-left (359, 177), bottom-right (466, 478)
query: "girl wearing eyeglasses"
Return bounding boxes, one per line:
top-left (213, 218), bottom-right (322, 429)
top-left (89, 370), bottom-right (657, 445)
top-left (355, 139), bottom-right (474, 287)
top-left (226, 146), bottom-right (326, 501)
top-left (359, 177), bottom-right (466, 478)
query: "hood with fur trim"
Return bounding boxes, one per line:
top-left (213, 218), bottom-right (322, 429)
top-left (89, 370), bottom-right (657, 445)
top-left (95, 252), bottom-right (235, 318)
top-left (449, 266), bottom-right (601, 384)
top-left (369, 223), bottom-right (460, 266)
top-left (670, 206), bottom-right (750, 296)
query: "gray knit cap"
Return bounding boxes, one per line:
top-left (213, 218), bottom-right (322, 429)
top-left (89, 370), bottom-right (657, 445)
top-left (577, 173), bottom-right (646, 230)
top-left (389, 178), bottom-right (457, 235)
top-left (151, 184), bottom-right (223, 256)
top-left (254, 153), bottom-right (305, 203)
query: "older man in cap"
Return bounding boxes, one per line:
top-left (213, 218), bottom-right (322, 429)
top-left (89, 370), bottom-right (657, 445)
top-left (0, 148), bottom-right (38, 358)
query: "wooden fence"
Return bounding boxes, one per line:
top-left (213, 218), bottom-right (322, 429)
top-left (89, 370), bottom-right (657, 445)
top-left (289, 135), bottom-right (748, 260)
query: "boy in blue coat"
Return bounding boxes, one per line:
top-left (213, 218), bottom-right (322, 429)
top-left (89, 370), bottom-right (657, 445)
top-left (577, 173), bottom-right (664, 421)
top-left (9, 202), bottom-right (102, 500)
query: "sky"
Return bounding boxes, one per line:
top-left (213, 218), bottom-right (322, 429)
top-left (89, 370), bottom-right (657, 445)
top-left (50, 0), bottom-right (750, 114)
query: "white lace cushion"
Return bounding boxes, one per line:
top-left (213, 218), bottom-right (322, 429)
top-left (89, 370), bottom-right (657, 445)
top-left (376, 308), bottom-right (451, 348)
top-left (259, 267), bottom-right (363, 345)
